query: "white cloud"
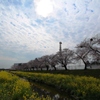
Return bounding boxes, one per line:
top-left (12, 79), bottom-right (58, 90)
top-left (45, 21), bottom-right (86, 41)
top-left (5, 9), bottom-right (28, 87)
top-left (0, 0), bottom-right (100, 68)
top-left (0, 6), bottom-right (58, 54)
top-left (0, 56), bottom-right (17, 61)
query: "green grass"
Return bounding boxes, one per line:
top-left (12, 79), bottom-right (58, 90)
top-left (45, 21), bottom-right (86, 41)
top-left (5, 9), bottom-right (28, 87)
top-left (23, 69), bottom-right (100, 78)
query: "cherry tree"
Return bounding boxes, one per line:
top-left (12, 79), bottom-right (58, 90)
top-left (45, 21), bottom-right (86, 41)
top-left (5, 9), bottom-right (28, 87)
top-left (55, 48), bottom-right (75, 70)
top-left (75, 46), bottom-right (91, 70)
top-left (49, 54), bottom-right (58, 70)
top-left (76, 34), bottom-right (100, 68)
top-left (40, 55), bottom-right (50, 70)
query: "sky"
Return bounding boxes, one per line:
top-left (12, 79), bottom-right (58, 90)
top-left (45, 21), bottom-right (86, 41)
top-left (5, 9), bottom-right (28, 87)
top-left (0, 0), bottom-right (100, 69)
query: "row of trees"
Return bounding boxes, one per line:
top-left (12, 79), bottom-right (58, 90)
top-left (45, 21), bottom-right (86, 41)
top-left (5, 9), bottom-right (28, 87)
top-left (11, 34), bottom-right (100, 70)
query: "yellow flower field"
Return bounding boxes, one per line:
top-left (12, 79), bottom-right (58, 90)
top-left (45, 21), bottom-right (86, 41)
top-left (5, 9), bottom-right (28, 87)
top-left (12, 71), bottom-right (100, 100)
top-left (0, 71), bottom-right (51, 100)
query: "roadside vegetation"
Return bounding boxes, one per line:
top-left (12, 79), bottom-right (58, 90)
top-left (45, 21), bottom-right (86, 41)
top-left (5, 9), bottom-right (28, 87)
top-left (12, 71), bottom-right (100, 100)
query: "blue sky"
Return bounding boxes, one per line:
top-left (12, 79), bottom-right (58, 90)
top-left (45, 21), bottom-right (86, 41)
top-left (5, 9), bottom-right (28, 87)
top-left (0, 0), bottom-right (100, 68)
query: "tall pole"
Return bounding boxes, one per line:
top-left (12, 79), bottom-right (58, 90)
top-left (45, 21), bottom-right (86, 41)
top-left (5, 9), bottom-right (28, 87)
top-left (59, 42), bottom-right (62, 56)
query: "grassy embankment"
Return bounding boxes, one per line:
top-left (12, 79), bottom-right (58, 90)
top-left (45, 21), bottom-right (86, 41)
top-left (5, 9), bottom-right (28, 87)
top-left (23, 69), bottom-right (100, 78)
top-left (12, 70), bottom-right (100, 100)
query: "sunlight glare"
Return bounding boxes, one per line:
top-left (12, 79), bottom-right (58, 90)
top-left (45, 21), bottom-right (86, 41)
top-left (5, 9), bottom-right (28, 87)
top-left (35, 0), bottom-right (54, 17)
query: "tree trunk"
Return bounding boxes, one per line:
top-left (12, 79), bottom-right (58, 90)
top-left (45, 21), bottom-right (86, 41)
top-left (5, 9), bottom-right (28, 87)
top-left (64, 64), bottom-right (67, 70)
top-left (46, 65), bottom-right (49, 71)
top-left (53, 66), bottom-right (56, 70)
top-left (81, 59), bottom-right (87, 70)
top-left (47, 67), bottom-right (48, 71)
top-left (41, 68), bottom-right (42, 71)
top-left (32, 67), bottom-right (34, 70)
top-left (84, 63), bottom-right (87, 70)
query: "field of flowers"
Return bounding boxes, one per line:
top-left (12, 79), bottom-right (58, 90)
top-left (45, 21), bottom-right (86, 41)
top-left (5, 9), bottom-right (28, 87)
top-left (12, 71), bottom-right (100, 100)
top-left (0, 71), bottom-right (51, 100)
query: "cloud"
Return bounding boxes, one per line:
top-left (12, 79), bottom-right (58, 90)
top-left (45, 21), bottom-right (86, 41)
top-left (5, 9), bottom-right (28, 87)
top-left (0, 0), bottom-right (100, 68)
top-left (0, 56), bottom-right (17, 61)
